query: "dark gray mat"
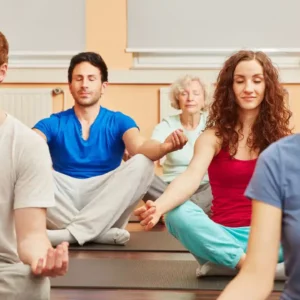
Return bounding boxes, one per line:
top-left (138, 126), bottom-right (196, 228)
top-left (50, 258), bottom-right (284, 291)
top-left (69, 231), bottom-right (188, 252)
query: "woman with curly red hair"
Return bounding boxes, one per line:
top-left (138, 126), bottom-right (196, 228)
top-left (135, 50), bottom-right (292, 274)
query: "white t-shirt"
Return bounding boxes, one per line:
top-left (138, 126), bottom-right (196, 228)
top-left (152, 112), bottom-right (209, 184)
top-left (0, 114), bottom-right (55, 263)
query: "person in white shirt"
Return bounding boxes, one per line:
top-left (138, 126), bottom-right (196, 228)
top-left (0, 31), bottom-right (69, 300)
top-left (143, 75), bottom-right (212, 213)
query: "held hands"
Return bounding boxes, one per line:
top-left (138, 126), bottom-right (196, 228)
top-left (162, 129), bottom-right (188, 154)
top-left (134, 200), bottom-right (162, 230)
top-left (31, 242), bottom-right (69, 277)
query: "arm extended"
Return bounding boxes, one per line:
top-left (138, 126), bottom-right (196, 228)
top-left (154, 129), bottom-right (217, 214)
top-left (122, 127), bottom-right (187, 161)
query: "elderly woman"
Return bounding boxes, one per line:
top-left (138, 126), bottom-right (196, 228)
top-left (142, 75), bottom-right (212, 213)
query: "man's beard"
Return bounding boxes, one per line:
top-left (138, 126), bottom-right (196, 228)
top-left (74, 95), bottom-right (101, 107)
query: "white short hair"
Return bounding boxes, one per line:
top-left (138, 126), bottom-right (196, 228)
top-left (169, 74), bottom-right (209, 111)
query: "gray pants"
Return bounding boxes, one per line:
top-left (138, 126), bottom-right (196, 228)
top-left (0, 262), bottom-right (50, 300)
top-left (143, 175), bottom-right (213, 214)
top-left (47, 154), bottom-right (154, 245)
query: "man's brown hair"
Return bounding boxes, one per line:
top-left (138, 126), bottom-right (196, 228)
top-left (0, 32), bottom-right (9, 65)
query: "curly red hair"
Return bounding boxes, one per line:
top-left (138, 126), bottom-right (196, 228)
top-left (206, 50), bottom-right (292, 156)
top-left (0, 32), bottom-right (9, 66)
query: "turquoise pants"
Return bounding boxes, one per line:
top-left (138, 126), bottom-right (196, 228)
top-left (165, 200), bottom-right (284, 269)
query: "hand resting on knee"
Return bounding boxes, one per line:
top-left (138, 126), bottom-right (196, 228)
top-left (134, 200), bottom-right (162, 230)
top-left (30, 242), bottom-right (69, 277)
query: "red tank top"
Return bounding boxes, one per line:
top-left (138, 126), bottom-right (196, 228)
top-left (208, 149), bottom-right (257, 227)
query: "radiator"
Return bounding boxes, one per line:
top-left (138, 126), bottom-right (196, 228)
top-left (0, 88), bottom-right (57, 128)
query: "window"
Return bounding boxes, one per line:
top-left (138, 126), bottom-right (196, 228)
top-left (127, 0), bottom-right (300, 69)
top-left (0, 0), bottom-right (85, 68)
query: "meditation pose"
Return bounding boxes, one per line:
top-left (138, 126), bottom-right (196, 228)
top-left (0, 31), bottom-right (68, 300)
top-left (142, 75), bottom-right (212, 214)
top-left (33, 52), bottom-right (187, 246)
top-left (135, 50), bottom-right (292, 276)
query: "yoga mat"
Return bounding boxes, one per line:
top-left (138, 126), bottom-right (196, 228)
top-left (69, 231), bottom-right (188, 252)
top-left (50, 258), bottom-right (284, 291)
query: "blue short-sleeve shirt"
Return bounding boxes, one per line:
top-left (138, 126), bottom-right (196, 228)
top-left (34, 107), bottom-right (138, 179)
top-left (245, 134), bottom-right (300, 300)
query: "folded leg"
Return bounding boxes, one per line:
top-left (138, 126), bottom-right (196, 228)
top-left (67, 154), bottom-right (154, 245)
top-left (0, 262), bottom-right (50, 300)
top-left (190, 183), bottom-right (213, 214)
top-left (165, 201), bottom-right (245, 268)
top-left (142, 175), bottom-right (168, 201)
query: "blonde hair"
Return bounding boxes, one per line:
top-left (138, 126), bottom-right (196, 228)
top-left (169, 75), bottom-right (208, 111)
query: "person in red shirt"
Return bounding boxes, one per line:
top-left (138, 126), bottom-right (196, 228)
top-left (135, 50), bottom-right (292, 273)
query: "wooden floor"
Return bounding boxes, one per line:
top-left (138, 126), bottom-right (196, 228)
top-left (50, 222), bottom-right (282, 300)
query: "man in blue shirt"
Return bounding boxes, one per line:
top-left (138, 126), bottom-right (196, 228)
top-left (33, 52), bottom-right (187, 246)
